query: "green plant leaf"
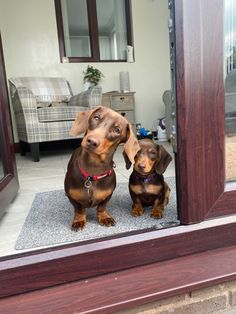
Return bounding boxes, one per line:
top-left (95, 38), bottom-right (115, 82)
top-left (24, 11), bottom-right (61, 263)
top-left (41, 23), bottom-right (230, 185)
top-left (83, 65), bottom-right (104, 85)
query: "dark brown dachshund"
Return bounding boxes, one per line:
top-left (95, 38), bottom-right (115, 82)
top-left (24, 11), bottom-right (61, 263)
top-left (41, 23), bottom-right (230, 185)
top-left (124, 139), bottom-right (172, 219)
top-left (65, 106), bottom-right (140, 230)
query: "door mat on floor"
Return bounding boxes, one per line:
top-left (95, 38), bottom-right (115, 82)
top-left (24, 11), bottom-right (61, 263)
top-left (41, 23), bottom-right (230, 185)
top-left (15, 177), bottom-right (179, 250)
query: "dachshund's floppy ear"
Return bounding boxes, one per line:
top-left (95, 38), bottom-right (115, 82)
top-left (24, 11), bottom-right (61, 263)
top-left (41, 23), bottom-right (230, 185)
top-left (123, 124), bottom-right (140, 166)
top-left (70, 106), bottom-right (101, 136)
top-left (123, 151), bottom-right (132, 169)
top-left (155, 145), bottom-right (172, 175)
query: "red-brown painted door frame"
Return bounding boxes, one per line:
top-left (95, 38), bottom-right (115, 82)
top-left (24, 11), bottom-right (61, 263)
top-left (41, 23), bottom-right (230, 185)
top-left (0, 32), bottom-right (19, 216)
top-left (175, 0), bottom-right (235, 223)
top-left (0, 0), bottom-right (236, 301)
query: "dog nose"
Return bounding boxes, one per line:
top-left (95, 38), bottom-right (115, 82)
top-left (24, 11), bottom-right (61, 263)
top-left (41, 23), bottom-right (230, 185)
top-left (86, 137), bottom-right (100, 149)
top-left (138, 163), bottom-right (146, 170)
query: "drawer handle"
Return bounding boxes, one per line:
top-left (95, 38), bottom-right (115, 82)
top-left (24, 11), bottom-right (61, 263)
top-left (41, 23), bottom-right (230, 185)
top-left (121, 112), bottom-right (126, 117)
top-left (120, 97), bottom-right (125, 101)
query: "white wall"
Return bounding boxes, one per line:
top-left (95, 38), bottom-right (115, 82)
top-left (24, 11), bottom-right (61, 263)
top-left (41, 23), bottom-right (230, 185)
top-left (0, 0), bottom-right (171, 142)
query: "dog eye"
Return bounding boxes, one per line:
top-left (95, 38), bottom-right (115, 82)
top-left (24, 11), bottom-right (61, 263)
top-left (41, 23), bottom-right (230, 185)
top-left (113, 127), bottom-right (121, 134)
top-left (93, 114), bottom-right (100, 121)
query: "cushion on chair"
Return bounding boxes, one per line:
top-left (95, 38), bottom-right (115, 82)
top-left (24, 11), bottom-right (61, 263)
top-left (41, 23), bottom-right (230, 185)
top-left (68, 86), bottom-right (102, 108)
top-left (37, 106), bottom-right (85, 123)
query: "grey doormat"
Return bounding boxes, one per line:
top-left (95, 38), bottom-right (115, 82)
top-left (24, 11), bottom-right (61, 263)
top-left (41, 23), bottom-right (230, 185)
top-left (15, 177), bottom-right (178, 250)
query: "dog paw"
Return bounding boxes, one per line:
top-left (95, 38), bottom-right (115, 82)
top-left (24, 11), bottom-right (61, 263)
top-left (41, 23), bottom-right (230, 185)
top-left (71, 220), bottom-right (86, 231)
top-left (98, 211), bottom-right (116, 227)
top-left (150, 209), bottom-right (164, 219)
top-left (100, 217), bottom-right (116, 227)
top-left (131, 208), bottom-right (144, 217)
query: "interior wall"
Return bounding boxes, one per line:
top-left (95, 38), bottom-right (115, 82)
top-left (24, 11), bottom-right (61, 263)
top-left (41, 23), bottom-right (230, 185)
top-left (0, 0), bottom-right (171, 142)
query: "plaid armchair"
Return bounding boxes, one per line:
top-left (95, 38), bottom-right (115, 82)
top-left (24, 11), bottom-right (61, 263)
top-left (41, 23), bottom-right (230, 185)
top-left (9, 77), bottom-right (102, 161)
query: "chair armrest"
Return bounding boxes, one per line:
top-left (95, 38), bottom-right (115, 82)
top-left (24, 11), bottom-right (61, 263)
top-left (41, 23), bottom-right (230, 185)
top-left (10, 86), bottom-right (41, 142)
top-left (11, 87), bottom-right (40, 131)
top-left (68, 86), bottom-right (102, 108)
top-left (11, 87), bottom-right (38, 113)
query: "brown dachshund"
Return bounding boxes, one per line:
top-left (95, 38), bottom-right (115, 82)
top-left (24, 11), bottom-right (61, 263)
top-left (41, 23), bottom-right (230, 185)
top-left (123, 139), bottom-right (172, 219)
top-left (64, 106), bottom-right (140, 230)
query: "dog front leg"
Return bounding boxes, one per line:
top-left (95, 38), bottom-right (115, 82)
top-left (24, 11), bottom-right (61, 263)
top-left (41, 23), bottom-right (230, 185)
top-left (150, 201), bottom-right (164, 219)
top-left (150, 183), bottom-right (171, 219)
top-left (72, 208), bottom-right (87, 230)
top-left (97, 196), bottom-right (115, 227)
top-left (163, 182), bottom-right (171, 207)
top-left (131, 198), bottom-right (144, 217)
top-left (150, 192), bottom-right (166, 219)
top-left (69, 197), bottom-right (87, 231)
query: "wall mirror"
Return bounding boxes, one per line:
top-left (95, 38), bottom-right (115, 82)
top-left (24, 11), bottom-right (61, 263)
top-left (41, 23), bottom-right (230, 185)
top-left (57, 0), bottom-right (131, 61)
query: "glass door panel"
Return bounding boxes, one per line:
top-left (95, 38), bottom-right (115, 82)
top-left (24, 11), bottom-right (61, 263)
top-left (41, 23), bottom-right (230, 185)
top-left (224, 0), bottom-right (236, 181)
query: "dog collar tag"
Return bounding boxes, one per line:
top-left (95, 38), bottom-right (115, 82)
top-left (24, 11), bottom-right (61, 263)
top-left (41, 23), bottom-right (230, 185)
top-left (84, 177), bottom-right (92, 189)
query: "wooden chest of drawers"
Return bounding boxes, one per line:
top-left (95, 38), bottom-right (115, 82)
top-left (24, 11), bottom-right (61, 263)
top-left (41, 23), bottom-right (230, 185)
top-left (102, 91), bottom-right (135, 125)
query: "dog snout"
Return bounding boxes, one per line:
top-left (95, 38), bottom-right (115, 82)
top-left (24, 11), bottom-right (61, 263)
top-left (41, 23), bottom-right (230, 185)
top-left (86, 136), bottom-right (100, 149)
top-left (138, 163), bottom-right (146, 171)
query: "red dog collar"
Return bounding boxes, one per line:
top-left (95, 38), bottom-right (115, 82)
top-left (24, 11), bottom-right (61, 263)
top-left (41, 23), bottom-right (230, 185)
top-left (78, 162), bottom-right (114, 188)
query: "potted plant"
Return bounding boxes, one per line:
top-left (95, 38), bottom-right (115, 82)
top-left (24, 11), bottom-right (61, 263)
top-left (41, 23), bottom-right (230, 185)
top-left (83, 65), bottom-right (104, 86)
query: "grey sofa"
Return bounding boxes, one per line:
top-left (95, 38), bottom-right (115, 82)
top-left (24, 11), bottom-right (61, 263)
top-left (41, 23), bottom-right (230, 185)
top-left (9, 77), bottom-right (102, 161)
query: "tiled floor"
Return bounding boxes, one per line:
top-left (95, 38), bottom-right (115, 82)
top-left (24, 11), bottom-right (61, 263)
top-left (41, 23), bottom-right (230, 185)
top-left (0, 142), bottom-right (175, 258)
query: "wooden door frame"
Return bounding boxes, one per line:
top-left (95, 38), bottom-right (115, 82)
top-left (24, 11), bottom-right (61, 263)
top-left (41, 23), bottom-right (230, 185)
top-left (0, 32), bottom-right (19, 216)
top-left (175, 0), bottom-right (235, 223)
